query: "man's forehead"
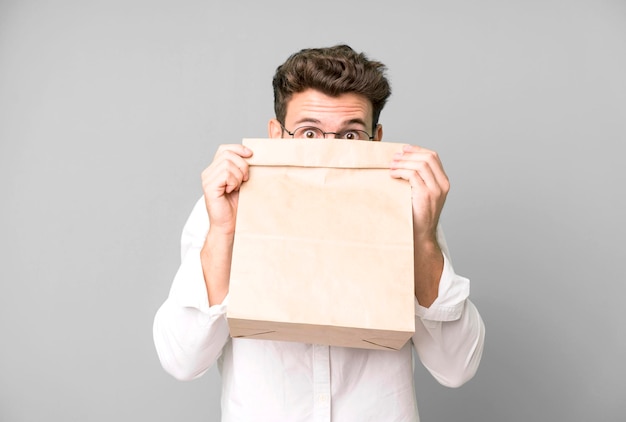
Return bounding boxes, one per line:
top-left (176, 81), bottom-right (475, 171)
top-left (285, 89), bottom-right (373, 125)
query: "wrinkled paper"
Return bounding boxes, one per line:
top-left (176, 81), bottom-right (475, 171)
top-left (227, 138), bottom-right (415, 350)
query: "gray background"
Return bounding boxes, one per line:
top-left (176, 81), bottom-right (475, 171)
top-left (1, 0), bottom-right (624, 421)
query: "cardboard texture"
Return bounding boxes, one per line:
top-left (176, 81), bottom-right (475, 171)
top-left (227, 138), bottom-right (415, 350)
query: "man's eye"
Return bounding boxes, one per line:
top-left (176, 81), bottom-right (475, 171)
top-left (304, 130), bottom-right (318, 138)
top-left (343, 131), bottom-right (360, 140)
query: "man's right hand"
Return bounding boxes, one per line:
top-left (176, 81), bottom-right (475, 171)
top-left (201, 144), bottom-right (253, 235)
top-left (200, 144), bottom-right (253, 306)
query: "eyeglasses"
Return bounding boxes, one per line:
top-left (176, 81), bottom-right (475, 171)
top-left (280, 124), bottom-right (375, 141)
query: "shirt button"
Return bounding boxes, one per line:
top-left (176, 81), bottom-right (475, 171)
top-left (317, 393), bottom-right (329, 404)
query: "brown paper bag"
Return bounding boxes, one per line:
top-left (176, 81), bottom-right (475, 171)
top-left (226, 138), bottom-right (415, 350)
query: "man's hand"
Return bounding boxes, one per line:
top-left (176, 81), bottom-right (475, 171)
top-left (201, 144), bottom-right (253, 235)
top-left (390, 144), bottom-right (448, 307)
top-left (390, 144), bottom-right (449, 242)
top-left (200, 144), bottom-right (252, 306)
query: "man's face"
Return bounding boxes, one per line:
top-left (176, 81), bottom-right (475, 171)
top-left (269, 89), bottom-right (382, 141)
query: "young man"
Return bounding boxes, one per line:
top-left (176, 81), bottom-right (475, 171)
top-left (154, 45), bottom-right (485, 421)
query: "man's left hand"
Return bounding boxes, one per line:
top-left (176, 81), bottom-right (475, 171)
top-left (389, 144), bottom-right (449, 244)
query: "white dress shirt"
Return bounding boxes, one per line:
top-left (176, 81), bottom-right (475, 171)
top-left (153, 198), bottom-right (485, 421)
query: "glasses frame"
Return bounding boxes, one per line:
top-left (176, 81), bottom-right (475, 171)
top-left (280, 123), bottom-right (375, 141)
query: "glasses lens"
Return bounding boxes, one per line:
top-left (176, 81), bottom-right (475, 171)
top-left (340, 130), bottom-right (370, 140)
top-left (293, 127), bottom-right (324, 139)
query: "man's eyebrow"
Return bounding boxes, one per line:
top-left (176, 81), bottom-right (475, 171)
top-left (293, 118), bottom-right (322, 126)
top-left (343, 118), bottom-right (367, 127)
top-left (292, 118), bottom-right (368, 127)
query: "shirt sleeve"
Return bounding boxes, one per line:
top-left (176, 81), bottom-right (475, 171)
top-left (411, 225), bottom-right (486, 388)
top-left (153, 197), bottom-right (231, 381)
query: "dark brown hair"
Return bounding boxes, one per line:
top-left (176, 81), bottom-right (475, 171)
top-left (272, 45), bottom-right (391, 128)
